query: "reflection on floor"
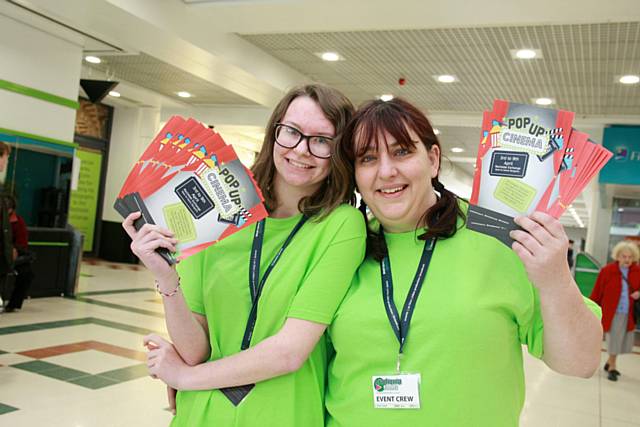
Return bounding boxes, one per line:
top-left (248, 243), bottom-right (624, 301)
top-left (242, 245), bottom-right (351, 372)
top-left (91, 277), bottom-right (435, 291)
top-left (1, 260), bottom-right (639, 426)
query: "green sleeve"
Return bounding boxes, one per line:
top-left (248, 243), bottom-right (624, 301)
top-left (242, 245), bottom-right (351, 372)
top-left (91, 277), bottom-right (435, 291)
top-left (518, 286), bottom-right (545, 359)
top-left (287, 210), bottom-right (366, 325)
top-left (176, 250), bottom-right (206, 314)
top-left (582, 295), bottom-right (602, 319)
top-left (519, 290), bottom-right (603, 359)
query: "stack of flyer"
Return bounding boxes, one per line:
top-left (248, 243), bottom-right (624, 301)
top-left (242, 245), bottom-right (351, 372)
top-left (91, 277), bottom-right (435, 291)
top-left (114, 116), bottom-right (268, 263)
top-left (468, 100), bottom-right (612, 245)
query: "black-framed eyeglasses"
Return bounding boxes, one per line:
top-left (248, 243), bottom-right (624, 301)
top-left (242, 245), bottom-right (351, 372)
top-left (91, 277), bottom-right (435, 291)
top-left (274, 123), bottom-right (334, 159)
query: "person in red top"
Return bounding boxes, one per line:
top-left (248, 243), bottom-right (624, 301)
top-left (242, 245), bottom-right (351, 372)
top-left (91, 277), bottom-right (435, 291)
top-left (590, 240), bottom-right (640, 381)
top-left (3, 195), bottom-right (33, 312)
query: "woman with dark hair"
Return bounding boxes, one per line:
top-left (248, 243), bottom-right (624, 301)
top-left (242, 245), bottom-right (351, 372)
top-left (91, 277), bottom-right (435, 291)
top-left (326, 98), bottom-right (602, 426)
top-left (123, 84), bottom-right (366, 426)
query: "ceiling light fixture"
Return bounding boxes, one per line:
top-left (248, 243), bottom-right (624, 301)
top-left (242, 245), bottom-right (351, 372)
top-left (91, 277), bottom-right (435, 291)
top-left (436, 75), bottom-right (456, 83)
top-left (568, 207), bottom-right (585, 228)
top-left (177, 91), bottom-right (192, 98)
top-left (534, 97), bottom-right (554, 106)
top-left (108, 91), bottom-right (121, 97)
top-left (320, 52), bottom-right (341, 62)
top-left (515, 49), bottom-right (537, 59)
top-left (380, 94), bottom-right (394, 102)
top-left (85, 55), bottom-right (101, 64)
top-left (451, 147), bottom-right (464, 153)
top-left (619, 75), bottom-right (640, 85)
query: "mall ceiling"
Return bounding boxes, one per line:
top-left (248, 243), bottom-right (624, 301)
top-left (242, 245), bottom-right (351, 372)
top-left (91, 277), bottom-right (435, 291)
top-left (6, 0), bottom-right (640, 227)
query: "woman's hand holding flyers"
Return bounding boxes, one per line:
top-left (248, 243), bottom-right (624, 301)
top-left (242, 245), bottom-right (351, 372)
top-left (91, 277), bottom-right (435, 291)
top-left (510, 212), bottom-right (572, 292)
top-left (122, 212), bottom-right (179, 284)
top-left (510, 211), bottom-right (601, 376)
top-left (144, 334), bottom-right (189, 390)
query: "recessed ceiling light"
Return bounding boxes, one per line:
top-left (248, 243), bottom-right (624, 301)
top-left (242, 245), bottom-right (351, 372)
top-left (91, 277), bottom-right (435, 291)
top-left (619, 75), bottom-right (640, 84)
top-left (177, 91), bottom-right (192, 98)
top-left (516, 49), bottom-right (537, 59)
top-left (85, 55), bottom-right (101, 64)
top-left (379, 94), bottom-right (394, 102)
top-left (436, 75), bottom-right (457, 83)
top-left (534, 97), bottom-right (554, 106)
top-left (451, 147), bottom-right (464, 153)
top-left (108, 91), bottom-right (121, 97)
top-left (433, 128), bottom-right (441, 135)
top-left (320, 52), bottom-right (341, 62)
top-left (512, 49), bottom-right (541, 59)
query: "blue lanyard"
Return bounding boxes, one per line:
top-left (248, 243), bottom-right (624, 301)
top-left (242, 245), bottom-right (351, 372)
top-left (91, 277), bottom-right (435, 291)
top-left (380, 237), bottom-right (436, 366)
top-left (241, 215), bottom-right (308, 350)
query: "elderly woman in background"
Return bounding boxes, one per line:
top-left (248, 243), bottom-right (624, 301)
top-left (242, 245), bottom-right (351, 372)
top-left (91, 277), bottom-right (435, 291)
top-left (590, 241), bottom-right (640, 381)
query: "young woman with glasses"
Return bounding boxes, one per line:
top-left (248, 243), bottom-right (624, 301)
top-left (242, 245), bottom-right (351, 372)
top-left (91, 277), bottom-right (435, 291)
top-left (325, 98), bottom-right (602, 426)
top-left (123, 84), bottom-right (366, 426)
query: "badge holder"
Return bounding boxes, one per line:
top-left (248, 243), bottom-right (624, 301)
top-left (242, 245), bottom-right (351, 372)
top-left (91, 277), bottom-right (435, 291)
top-left (372, 353), bottom-right (421, 409)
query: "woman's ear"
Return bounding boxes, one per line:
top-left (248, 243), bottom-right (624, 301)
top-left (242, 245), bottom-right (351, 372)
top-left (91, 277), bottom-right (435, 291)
top-left (428, 144), bottom-right (441, 178)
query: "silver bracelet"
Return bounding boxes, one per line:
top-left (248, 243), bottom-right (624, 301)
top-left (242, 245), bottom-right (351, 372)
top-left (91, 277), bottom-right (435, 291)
top-left (155, 278), bottom-right (181, 297)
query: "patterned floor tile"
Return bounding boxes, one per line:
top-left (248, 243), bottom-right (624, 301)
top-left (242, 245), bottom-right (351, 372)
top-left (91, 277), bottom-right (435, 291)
top-left (12, 360), bottom-right (59, 373)
top-left (100, 364), bottom-right (149, 382)
top-left (0, 403), bottom-right (18, 415)
top-left (38, 366), bottom-right (88, 381)
top-left (44, 350), bottom-right (141, 375)
top-left (75, 288), bottom-right (153, 297)
top-left (11, 358), bottom-right (149, 390)
top-left (67, 375), bottom-right (120, 390)
top-left (0, 353), bottom-right (34, 366)
top-left (72, 297), bottom-right (164, 318)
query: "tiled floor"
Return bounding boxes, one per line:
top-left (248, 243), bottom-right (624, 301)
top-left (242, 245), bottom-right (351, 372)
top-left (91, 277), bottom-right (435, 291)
top-left (0, 259), bottom-right (639, 426)
top-left (0, 261), bottom-right (172, 426)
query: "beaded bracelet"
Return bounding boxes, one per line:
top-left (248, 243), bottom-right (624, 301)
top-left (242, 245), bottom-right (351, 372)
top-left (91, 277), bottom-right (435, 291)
top-left (155, 278), bottom-right (181, 297)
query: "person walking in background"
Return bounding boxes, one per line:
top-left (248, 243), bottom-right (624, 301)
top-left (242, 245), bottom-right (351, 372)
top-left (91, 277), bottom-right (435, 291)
top-left (3, 194), bottom-right (34, 312)
top-left (590, 241), bottom-right (640, 381)
top-left (0, 142), bottom-right (13, 310)
top-left (567, 239), bottom-right (575, 269)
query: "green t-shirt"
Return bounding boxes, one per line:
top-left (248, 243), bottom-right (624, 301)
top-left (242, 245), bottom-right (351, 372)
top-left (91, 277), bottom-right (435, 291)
top-left (171, 204), bottom-right (366, 427)
top-left (326, 224), bottom-right (601, 427)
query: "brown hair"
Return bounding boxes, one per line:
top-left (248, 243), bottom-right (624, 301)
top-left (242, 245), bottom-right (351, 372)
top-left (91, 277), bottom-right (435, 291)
top-left (0, 141), bottom-right (11, 156)
top-left (336, 97), bottom-right (466, 260)
top-left (251, 84), bottom-right (356, 220)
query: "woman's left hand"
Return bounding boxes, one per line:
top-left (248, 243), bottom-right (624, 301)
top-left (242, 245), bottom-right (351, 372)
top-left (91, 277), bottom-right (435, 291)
top-left (510, 212), bottom-right (572, 293)
top-left (144, 334), bottom-right (189, 389)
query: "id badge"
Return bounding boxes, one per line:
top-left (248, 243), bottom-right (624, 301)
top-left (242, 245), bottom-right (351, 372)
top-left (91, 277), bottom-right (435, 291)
top-left (372, 373), bottom-right (421, 409)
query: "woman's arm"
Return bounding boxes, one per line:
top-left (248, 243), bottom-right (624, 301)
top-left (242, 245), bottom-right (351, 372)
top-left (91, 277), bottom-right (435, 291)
top-left (511, 212), bottom-right (602, 378)
top-left (145, 317), bottom-right (327, 390)
top-left (123, 212), bottom-right (210, 365)
top-left (144, 207), bottom-right (366, 389)
top-left (630, 267), bottom-right (640, 298)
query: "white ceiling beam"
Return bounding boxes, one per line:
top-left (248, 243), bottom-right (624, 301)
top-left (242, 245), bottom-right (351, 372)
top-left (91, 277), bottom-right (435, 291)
top-left (13, 0), bottom-right (308, 107)
top-left (150, 0), bottom-right (640, 34)
top-left (161, 105), bottom-right (272, 128)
